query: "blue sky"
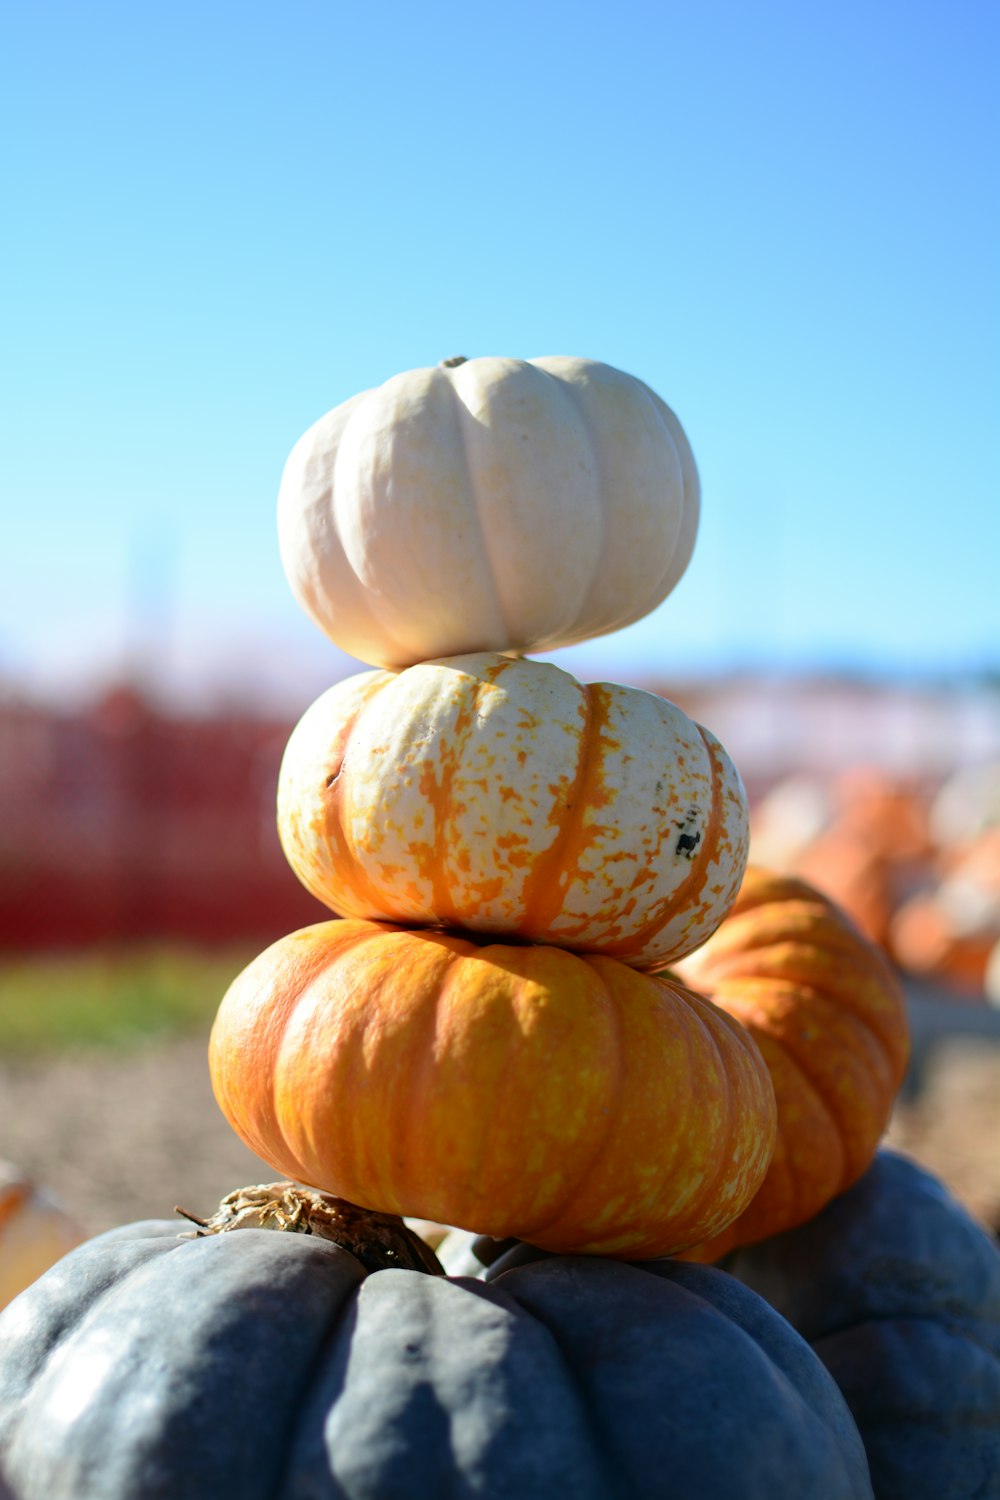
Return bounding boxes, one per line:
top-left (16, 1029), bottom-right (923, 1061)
top-left (2, 1), bottom-right (997, 710)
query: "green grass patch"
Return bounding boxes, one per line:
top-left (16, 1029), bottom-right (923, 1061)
top-left (0, 947), bottom-right (255, 1053)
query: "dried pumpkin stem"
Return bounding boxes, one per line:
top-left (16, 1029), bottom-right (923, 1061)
top-left (175, 1182), bottom-right (444, 1275)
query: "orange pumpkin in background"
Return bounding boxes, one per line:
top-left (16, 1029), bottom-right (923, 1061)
top-left (672, 867), bottom-right (909, 1261)
top-left (889, 825), bottom-right (1000, 993)
top-left (750, 765), bottom-right (933, 952)
top-left (278, 653), bottom-right (749, 970)
top-left (209, 918), bottom-right (776, 1260)
top-left (890, 892), bottom-right (999, 994)
top-left (0, 1163), bottom-right (83, 1309)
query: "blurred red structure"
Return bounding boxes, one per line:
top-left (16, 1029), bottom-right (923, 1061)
top-left (0, 686), bottom-right (325, 950)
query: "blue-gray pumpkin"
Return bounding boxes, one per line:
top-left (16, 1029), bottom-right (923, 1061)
top-left (723, 1151), bottom-right (1000, 1500)
top-left (0, 1182), bottom-right (872, 1500)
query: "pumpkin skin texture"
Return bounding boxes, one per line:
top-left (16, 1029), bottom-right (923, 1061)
top-left (277, 653), bottom-right (750, 969)
top-left (0, 1165), bottom-right (83, 1311)
top-left (208, 919), bottom-right (777, 1258)
top-left (673, 868), bottom-right (909, 1260)
top-left (724, 1151), bottom-right (1000, 1500)
top-left (0, 1215), bottom-right (873, 1500)
top-left (277, 355), bottom-right (699, 668)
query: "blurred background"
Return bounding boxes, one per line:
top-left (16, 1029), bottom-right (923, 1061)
top-left (1, 2), bottom-right (998, 1243)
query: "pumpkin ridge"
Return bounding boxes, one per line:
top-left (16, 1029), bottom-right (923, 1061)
top-left (435, 656), bottom-right (524, 925)
top-left (676, 1024), bottom-right (810, 1263)
top-left (701, 940), bottom-right (907, 1085)
top-left (588, 1004), bottom-right (704, 1254)
top-left (681, 723), bottom-right (732, 920)
top-left (719, 970), bottom-right (902, 1088)
top-left (277, 391), bottom-right (407, 667)
top-left (526, 360), bottom-right (696, 641)
top-left (566, 966), bottom-right (701, 1248)
top-left (609, 382), bottom-right (692, 627)
top-left (737, 1013), bottom-right (864, 1200)
top-left (491, 1261), bottom-right (645, 1493)
top-left (644, 389), bottom-right (701, 599)
top-left (312, 673), bottom-right (405, 920)
top-left (602, 718), bottom-right (732, 966)
top-left (516, 677), bottom-right (597, 937)
top-left (730, 870), bottom-right (821, 917)
top-left (8, 1233), bottom-right (184, 1396)
top-left (677, 988), bottom-right (780, 1227)
top-left (446, 363), bottom-right (518, 645)
top-left (503, 962), bottom-right (627, 1244)
top-left (338, 930), bottom-right (462, 1209)
top-left (228, 923), bottom-right (398, 1184)
top-left (328, 396), bottom-right (418, 665)
top-left (523, 970), bottom-right (745, 1257)
top-left (706, 908), bottom-right (875, 965)
top-left (372, 938), bottom-right (456, 1212)
top-left (692, 1008), bottom-right (851, 1254)
top-left (427, 666), bottom-right (490, 927)
top-left (675, 992), bottom-right (740, 1223)
top-left (409, 942), bottom-right (497, 1212)
top-left (210, 924), bottom-right (365, 1175)
top-left (687, 887), bottom-right (906, 1060)
top-left (710, 890), bottom-right (900, 1004)
top-left (533, 365), bottom-right (610, 633)
top-left (822, 965), bottom-right (907, 1083)
top-left (692, 900), bottom-right (828, 955)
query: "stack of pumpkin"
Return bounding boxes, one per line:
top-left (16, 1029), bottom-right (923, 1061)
top-left (1, 358), bottom-right (998, 1500)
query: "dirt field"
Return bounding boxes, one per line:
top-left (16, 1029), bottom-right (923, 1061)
top-left (1, 1003), bottom-right (998, 1243)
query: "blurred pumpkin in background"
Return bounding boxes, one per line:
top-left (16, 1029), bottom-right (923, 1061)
top-left (0, 1162), bottom-right (83, 1309)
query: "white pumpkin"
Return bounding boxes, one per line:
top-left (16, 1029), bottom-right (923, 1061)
top-left (277, 652), bottom-right (748, 969)
top-left (0, 1163), bottom-right (83, 1309)
top-left (277, 356), bottom-right (699, 668)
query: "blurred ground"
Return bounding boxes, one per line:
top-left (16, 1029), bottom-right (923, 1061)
top-left (1, 995), bottom-right (997, 1243)
top-left (0, 1037), bottom-right (273, 1237)
top-left (887, 1034), bottom-right (1000, 1236)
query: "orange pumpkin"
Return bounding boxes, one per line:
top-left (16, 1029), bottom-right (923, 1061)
top-left (889, 891), bottom-right (997, 993)
top-left (672, 867), bottom-right (909, 1260)
top-left (209, 919), bottom-right (776, 1259)
top-left (0, 1163), bottom-right (83, 1309)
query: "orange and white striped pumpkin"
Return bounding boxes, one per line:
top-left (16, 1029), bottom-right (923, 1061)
top-left (278, 653), bottom-right (749, 969)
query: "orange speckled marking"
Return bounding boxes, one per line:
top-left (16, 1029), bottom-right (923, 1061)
top-left (514, 680), bottom-right (598, 936)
